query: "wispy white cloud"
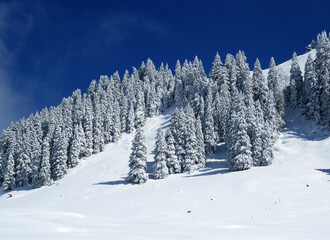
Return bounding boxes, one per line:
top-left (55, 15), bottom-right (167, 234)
top-left (100, 13), bottom-right (167, 43)
top-left (0, 1), bottom-right (34, 130)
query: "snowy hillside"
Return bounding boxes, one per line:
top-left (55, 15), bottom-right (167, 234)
top-left (262, 49), bottom-right (316, 88)
top-left (0, 51), bottom-right (330, 240)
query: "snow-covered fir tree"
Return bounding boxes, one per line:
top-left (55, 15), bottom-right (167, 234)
top-left (128, 127), bottom-right (148, 184)
top-left (226, 92), bottom-right (253, 171)
top-left (153, 128), bottom-right (169, 179)
top-left (195, 117), bottom-right (206, 169)
top-left (268, 58), bottom-right (285, 121)
top-left (165, 129), bottom-right (181, 174)
top-left (251, 100), bottom-right (264, 166)
top-left (183, 105), bottom-right (199, 173)
top-left (204, 96), bottom-right (216, 154)
top-left (51, 126), bottom-right (68, 181)
top-left (289, 52), bottom-right (303, 107)
top-left (303, 54), bottom-right (319, 119)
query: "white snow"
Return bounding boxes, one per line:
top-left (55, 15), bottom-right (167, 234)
top-left (1, 51), bottom-right (330, 240)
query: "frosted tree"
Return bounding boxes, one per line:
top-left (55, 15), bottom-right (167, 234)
top-left (303, 54), bottom-right (320, 120)
top-left (34, 138), bottom-right (51, 187)
top-left (319, 67), bottom-right (330, 125)
top-left (204, 101), bottom-right (216, 154)
top-left (267, 57), bottom-right (277, 92)
top-left (83, 94), bottom-right (93, 157)
top-left (111, 100), bottom-right (121, 142)
top-left (126, 101), bottom-right (135, 133)
top-left (209, 52), bottom-right (223, 88)
top-left (260, 121), bottom-right (274, 166)
top-left (72, 89), bottom-right (84, 125)
top-left (252, 59), bottom-right (267, 104)
top-left (68, 123), bottom-right (85, 168)
top-left (224, 54), bottom-right (238, 94)
top-left (177, 109), bottom-right (187, 167)
top-left (15, 124), bottom-right (32, 187)
top-left (51, 126), bottom-right (68, 181)
top-left (226, 93), bottom-right (253, 171)
top-left (236, 51), bottom-right (252, 97)
top-left (251, 101), bottom-right (264, 166)
top-left (165, 129), bottom-right (181, 174)
top-left (269, 58), bottom-right (285, 120)
top-left (196, 117), bottom-right (206, 169)
top-left (1, 127), bottom-right (17, 190)
top-left (217, 67), bottom-right (231, 141)
top-left (153, 128), bottom-right (169, 179)
top-left (183, 105), bottom-right (199, 173)
top-left (174, 60), bottom-right (184, 108)
top-left (315, 31), bottom-right (330, 125)
top-left (120, 95), bottom-right (128, 133)
top-left (289, 52), bottom-right (303, 107)
top-left (170, 108), bottom-right (186, 167)
top-left (128, 127), bottom-right (148, 184)
top-left (135, 89), bottom-right (146, 128)
top-left (15, 152), bottom-right (31, 187)
top-left (2, 152), bottom-right (15, 191)
top-left (92, 95), bottom-right (104, 154)
top-left (103, 102), bottom-right (113, 143)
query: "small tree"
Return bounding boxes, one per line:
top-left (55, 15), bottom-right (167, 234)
top-left (165, 129), bottom-right (181, 174)
top-left (128, 127), bottom-right (148, 184)
top-left (226, 93), bottom-right (253, 171)
top-left (153, 128), bottom-right (169, 179)
top-left (289, 52), bottom-right (303, 107)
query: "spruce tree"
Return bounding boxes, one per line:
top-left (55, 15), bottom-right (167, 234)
top-left (128, 127), bottom-right (148, 184)
top-left (267, 57), bottom-right (277, 93)
top-left (165, 129), bottom-right (181, 174)
top-left (204, 104), bottom-right (216, 155)
top-left (270, 58), bottom-right (285, 121)
top-left (183, 106), bottom-right (199, 173)
top-left (83, 94), bottom-right (94, 157)
top-left (126, 101), bottom-right (135, 133)
top-left (303, 54), bottom-right (319, 119)
top-left (226, 93), bottom-right (253, 171)
top-left (51, 126), bottom-right (68, 181)
top-left (195, 117), bottom-right (206, 169)
top-left (153, 128), bottom-right (169, 179)
top-left (68, 124), bottom-right (81, 168)
top-left (174, 60), bottom-right (184, 108)
top-left (209, 52), bottom-right (223, 88)
top-left (289, 52), bottom-right (303, 107)
top-left (35, 139), bottom-right (51, 187)
top-left (315, 31), bottom-right (330, 125)
top-left (135, 89), bottom-right (146, 128)
top-left (2, 152), bottom-right (16, 191)
top-left (251, 101), bottom-right (264, 166)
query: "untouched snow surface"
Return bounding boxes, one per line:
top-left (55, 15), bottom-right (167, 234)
top-left (1, 51), bottom-right (330, 239)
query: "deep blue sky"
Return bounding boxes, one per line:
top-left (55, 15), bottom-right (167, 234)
top-left (0, 0), bottom-right (329, 130)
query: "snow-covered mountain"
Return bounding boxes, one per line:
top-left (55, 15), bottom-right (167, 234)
top-left (0, 51), bottom-right (329, 240)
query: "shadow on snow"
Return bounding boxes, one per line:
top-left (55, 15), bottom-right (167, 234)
top-left (94, 177), bottom-right (130, 186)
top-left (185, 143), bottom-right (231, 178)
top-left (283, 106), bottom-right (330, 141)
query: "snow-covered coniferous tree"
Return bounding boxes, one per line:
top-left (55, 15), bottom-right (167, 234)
top-left (289, 52), bottom-right (303, 107)
top-left (164, 129), bottom-right (181, 174)
top-left (153, 128), bottom-right (169, 179)
top-left (226, 93), bottom-right (253, 171)
top-left (128, 127), bottom-right (148, 184)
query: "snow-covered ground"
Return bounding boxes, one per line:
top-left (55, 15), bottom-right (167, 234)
top-left (0, 51), bottom-right (329, 240)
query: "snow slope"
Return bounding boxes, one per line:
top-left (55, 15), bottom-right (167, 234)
top-left (0, 51), bottom-right (330, 240)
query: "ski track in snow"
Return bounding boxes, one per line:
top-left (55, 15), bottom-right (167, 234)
top-left (0, 50), bottom-right (330, 239)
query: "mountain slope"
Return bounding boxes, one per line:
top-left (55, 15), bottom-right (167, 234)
top-left (0, 51), bottom-right (330, 240)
